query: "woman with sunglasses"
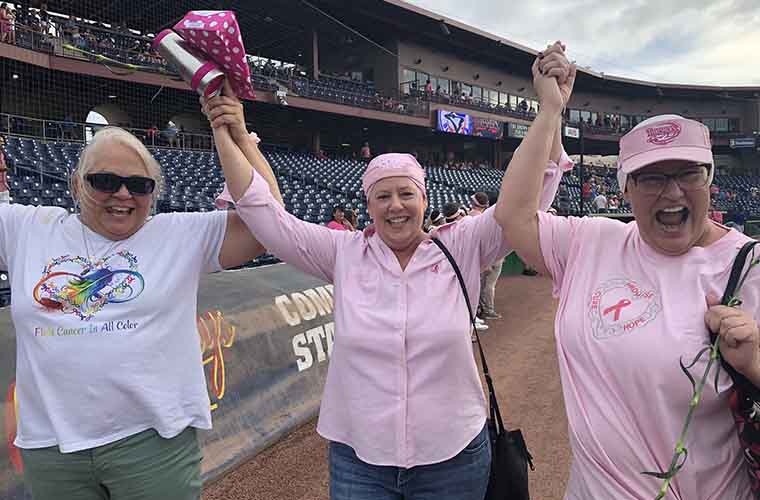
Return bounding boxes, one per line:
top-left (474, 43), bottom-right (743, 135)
top-left (498, 42), bottom-right (757, 499)
top-left (2, 90), bottom-right (282, 500)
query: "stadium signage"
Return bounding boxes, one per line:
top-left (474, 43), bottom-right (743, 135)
top-left (729, 137), bottom-right (756, 149)
top-left (436, 110), bottom-right (504, 140)
top-left (564, 126), bottom-right (580, 139)
top-left (436, 110), bottom-right (472, 135)
top-left (508, 122), bottom-right (530, 139)
top-left (471, 117), bottom-right (504, 140)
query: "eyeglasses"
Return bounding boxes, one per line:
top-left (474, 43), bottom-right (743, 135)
top-left (86, 173), bottom-right (156, 196)
top-left (629, 165), bottom-right (711, 195)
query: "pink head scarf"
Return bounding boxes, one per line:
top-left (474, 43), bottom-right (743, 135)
top-left (361, 153), bottom-right (426, 198)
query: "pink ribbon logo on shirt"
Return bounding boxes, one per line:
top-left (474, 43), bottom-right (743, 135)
top-left (602, 298), bottom-right (631, 321)
top-left (589, 278), bottom-right (662, 340)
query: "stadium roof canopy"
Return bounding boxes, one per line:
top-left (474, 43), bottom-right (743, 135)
top-left (50, 0), bottom-right (760, 101)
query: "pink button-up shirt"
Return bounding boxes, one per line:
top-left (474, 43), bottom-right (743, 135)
top-left (226, 155), bottom-right (570, 467)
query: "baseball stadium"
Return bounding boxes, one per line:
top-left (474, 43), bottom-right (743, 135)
top-left (1, 1), bottom-right (760, 499)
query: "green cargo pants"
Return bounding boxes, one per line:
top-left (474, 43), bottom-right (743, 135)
top-left (21, 427), bottom-right (202, 500)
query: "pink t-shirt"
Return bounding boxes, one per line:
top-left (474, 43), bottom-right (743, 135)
top-left (326, 220), bottom-right (350, 231)
top-left (537, 212), bottom-right (755, 500)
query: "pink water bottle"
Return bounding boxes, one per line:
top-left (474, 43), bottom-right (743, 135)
top-left (152, 29), bottom-right (225, 97)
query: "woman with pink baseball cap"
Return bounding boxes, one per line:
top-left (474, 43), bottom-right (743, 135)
top-left (499, 42), bottom-right (757, 499)
top-left (204, 78), bottom-right (573, 497)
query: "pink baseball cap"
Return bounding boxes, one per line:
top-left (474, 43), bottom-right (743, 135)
top-left (617, 115), bottom-right (713, 192)
top-left (362, 153), bottom-right (426, 198)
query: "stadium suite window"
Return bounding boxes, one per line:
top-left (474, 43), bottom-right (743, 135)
top-left (401, 68), bottom-right (416, 94)
top-left (472, 86), bottom-right (482, 101)
top-left (461, 83), bottom-right (472, 97)
top-left (569, 109), bottom-right (581, 123)
top-left (417, 71), bottom-right (429, 88)
top-left (436, 78), bottom-right (450, 94)
top-left (490, 90), bottom-right (499, 106)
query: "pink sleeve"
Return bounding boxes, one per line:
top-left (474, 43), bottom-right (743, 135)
top-left (536, 211), bottom-right (583, 297)
top-left (443, 152), bottom-right (573, 268)
top-left (539, 149), bottom-right (574, 211)
top-left (216, 172), bottom-right (341, 283)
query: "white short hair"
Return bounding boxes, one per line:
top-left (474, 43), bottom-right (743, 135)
top-left (72, 127), bottom-right (164, 207)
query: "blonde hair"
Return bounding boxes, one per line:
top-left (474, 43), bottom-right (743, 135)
top-left (71, 127), bottom-right (164, 210)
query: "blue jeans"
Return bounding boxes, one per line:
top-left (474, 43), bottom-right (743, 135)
top-left (329, 424), bottom-right (491, 500)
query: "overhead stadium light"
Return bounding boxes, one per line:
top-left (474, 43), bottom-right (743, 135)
top-left (439, 20), bottom-right (451, 36)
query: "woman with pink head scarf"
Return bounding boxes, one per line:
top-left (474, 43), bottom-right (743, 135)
top-left (204, 72), bottom-right (572, 498)
top-left (499, 42), bottom-right (758, 499)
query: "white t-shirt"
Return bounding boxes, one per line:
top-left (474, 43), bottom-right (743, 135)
top-left (1, 204), bottom-right (227, 452)
top-left (593, 194), bottom-right (608, 209)
top-left (537, 211), bottom-right (754, 500)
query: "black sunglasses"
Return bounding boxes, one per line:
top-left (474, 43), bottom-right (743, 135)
top-left (86, 173), bottom-right (156, 196)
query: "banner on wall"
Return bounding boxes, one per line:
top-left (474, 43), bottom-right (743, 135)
top-left (0, 264), bottom-right (334, 499)
top-left (471, 117), bottom-right (503, 139)
top-left (564, 126), bottom-right (580, 139)
top-left (508, 122), bottom-right (530, 139)
top-left (436, 109), bottom-right (472, 135)
top-left (729, 137), bottom-right (756, 149)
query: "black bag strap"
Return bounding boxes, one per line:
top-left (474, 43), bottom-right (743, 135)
top-left (714, 240), bottom-right (760, 402)
top-left (431, 238), bottom-right (506, 434)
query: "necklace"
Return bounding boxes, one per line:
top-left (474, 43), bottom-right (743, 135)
top-left (79, 216), bottom-right (121, 272)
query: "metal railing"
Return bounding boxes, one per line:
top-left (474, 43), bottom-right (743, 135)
top-left (0, 113), bottom-right (215, 151)
top-left (4, 22), bottom-right (430, 119)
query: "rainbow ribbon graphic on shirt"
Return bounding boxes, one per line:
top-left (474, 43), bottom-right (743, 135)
top-left (33, 251), bottom-right (145, 320)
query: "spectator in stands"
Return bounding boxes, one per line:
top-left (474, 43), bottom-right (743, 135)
top-left (593, 190), bottom-right (608, 213)
top-left (326, 205), bottom-right (354, 231)
top-left (344, 207), bottom-right (357, 230)
top-left (709, 203), bottom-right (724, 224)
top-left (608, 194), bottom-right (619, 211)
top-left (146, 124), bottom-right (158, 146)
top-left (500, 42), bottom-right (756, 499)
top-left (442, 201), bottom-right (465, 223)
top-left (206, 76), bottom-right (570, 499)
top-left (5, 113), bottom-right (284, 499)
top-left (471, 192), bottom-right (502, 320)
top-left (61, 15), bottom-right (76, 43)
top-left (0, 3), bottom-right (10, 43)
top-left (360, 141), bottom-right (371, 161)
top-left (0, 134), bottom-right (7, 178)
top-left (582, 179), bottom-right (592, 200)
top-left (163, 120), bottom-right (178, 148)
top-left (426, 208), bottom-right (444, 230)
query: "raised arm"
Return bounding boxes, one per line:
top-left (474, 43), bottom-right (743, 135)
top-left (495, 43), bottom-right (575, 275)
top-left (202, 80), bottom-right (282, 204)
top-left (203, 83), bottom-right (340, 281)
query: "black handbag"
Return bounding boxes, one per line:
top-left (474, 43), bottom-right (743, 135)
top-left (711, 240), bottom-right (760, 497)
top-left (432, 238), bottom-right (534, 500)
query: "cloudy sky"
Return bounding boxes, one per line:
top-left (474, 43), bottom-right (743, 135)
top-left (405, 0), bottom-right (760, 86)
